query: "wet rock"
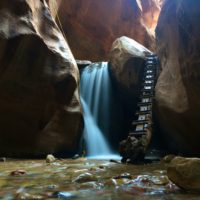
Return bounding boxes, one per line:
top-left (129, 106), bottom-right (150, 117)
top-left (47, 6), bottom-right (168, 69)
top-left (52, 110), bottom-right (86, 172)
top-left (150, 175), bottom-right (169, 185)
top-left (72, 154), bottom-right (80, 160)
top-left (78, 181), bottom-right (100, 189)
top-left (46, 154), bottom-right (56, 163)
top-left (122, 174), bottom-right (178, 195)
top-left (15, 192), bottom-right (43, 199)
top-left (89, 167), bottom-right (103, 172)
top-left (48, 0), bottom-right (160, 61)
top-left (47, 184), bottom-right (59, 190)
top-left (98, 165), bottom-right (106, 169)
top-left (109, 159), bottom-right (121, 164)
top-left (105, 179), bottom-right (118, 187)
top-left (0, 157), bottom-right (6, 162)
top-left (167, 157), bottom-right (200, 192)
top-left (76, 60), bottom-right (92, 70)
top-left (74, 169), bottom-right (88, 173)
top-left (114, 178), bottom-right (131, 186)
top-left (132, 175), bottom-right (152, 185)
top-left (52, 191), bottom-right (76, 199)
top-left (105, 178), bottom-right (130, 187)
top-left (162, 155), bottom-right (176, 163)
top-left (153, 170), bottom-right (167, 175)
top-left (113, 173), bottom-right (132, 179)
top-left (73, 173), bottom-right (98, 183)
top-left (131, 175), bottom-right (169, 186)
top-left (0, 0), bottom-right (83, 157)
top-left (155, 0), bottom-right (200, 154)
top-left (119, 135), bottom-right (146, 163)
top-left (10, 170), bottom-right (27, 176)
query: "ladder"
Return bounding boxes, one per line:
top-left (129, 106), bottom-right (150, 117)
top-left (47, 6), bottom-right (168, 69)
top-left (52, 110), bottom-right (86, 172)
top-left (120, 54), bottom-right (158, 163)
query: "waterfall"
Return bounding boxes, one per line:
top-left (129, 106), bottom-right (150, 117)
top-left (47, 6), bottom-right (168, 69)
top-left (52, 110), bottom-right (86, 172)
top-left (80, 62), bottom-right (121, 159)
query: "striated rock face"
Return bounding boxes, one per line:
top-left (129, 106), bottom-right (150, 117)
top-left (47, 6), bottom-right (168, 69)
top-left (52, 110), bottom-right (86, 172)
top-left (48, 0), bottom-right (161, 61)
top-left (155, 0), bottom-right (200, 154)
top-left (0, 0), bottom-right (83, 156)
top-left (167, 157), bottom-right (200, 192)
top-left (110, 36), bottom-right (151, 96)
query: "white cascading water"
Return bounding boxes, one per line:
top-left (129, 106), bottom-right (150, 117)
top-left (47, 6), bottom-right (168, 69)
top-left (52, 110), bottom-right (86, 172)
top-left (80, 62), bottom-right (120, 159)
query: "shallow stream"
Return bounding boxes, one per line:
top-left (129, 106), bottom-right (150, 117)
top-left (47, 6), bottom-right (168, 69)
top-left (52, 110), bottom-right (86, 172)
top-left (0, 159), bottom-right (199, 199)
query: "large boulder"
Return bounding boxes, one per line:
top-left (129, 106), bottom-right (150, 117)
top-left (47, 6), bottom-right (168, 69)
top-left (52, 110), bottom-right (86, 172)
top-left (167, 157), bottom-right (200, 192)
top-left (0, 0), bottom-right (83, 157)
top-left (48, 0), bottom-right (161, 61)
top-left (109, 36), bottom-right (151, 96)
top-left (155, 0), bottom-right (200, 154)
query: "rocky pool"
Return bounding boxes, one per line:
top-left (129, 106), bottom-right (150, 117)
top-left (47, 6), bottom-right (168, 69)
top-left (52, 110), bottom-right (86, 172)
top-left (0, 158), bottom-right (199, 199)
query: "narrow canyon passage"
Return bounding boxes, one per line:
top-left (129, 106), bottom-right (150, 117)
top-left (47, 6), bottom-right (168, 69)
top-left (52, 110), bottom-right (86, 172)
top-left (0, 0), bottom-right (200, 199)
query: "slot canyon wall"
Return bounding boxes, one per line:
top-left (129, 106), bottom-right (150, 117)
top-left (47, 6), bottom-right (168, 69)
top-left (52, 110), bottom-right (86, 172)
top-left (0, 0), bottom-right (163, 157)
top-left (0, 0), bottom-right (83, 157)
top-left (155, 0), bottom-right (200, 154)
top-left (3, 0), bottom-right (200, 157)
top-left (48, 0), bottom-right (161, 61)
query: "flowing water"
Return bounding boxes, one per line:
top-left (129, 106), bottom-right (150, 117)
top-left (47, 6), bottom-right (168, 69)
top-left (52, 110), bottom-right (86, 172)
top-left (80, 98), bottom-right (113, 158)
top-left (80, 62), bottom-right (120, 159)
top-left (0, 159), bottom-right (199, 200)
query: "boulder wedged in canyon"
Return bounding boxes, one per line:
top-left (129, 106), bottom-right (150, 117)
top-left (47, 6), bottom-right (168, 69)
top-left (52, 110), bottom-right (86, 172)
top-left (0, 0), bottom-right (83, 157)
top-left (48, 0), bottom-right (161, 61)
top-left (155, 0), bottom-right (200, 154)
top-left (167, 156), bottom-right (200, 192)
top-left (109, 36), bottom-right (151, 97)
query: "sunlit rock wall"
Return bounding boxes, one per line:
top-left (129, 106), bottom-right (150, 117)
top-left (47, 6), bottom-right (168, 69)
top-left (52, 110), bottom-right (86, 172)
top-left (155, 0), bottom-right (200, 154)
top-left (48, 0), bottom-right (161, 61)
top-left (0, 0), bottom-right (83, 157)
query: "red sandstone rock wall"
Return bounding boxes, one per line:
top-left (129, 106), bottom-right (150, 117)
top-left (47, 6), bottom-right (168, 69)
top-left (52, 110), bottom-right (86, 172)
top-left (155, 0), bottom-right (200, 154)
top-left (0, 0), bottom-right (83, 157)
top-left (48, 0), bottom-right (161, 61)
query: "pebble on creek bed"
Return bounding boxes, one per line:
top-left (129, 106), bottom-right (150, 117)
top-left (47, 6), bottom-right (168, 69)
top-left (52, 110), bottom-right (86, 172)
top-left (10, 169), bottom-right (27, 176)
top-left (73, 172), bottom-right (98, 183)
top-left (46, 154), bottom-right (56, 163)
top-left (113, 172), bottom-right (132, 179)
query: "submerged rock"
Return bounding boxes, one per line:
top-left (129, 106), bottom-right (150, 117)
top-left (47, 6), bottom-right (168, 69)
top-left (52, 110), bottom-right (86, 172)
top-left (0, 0), bottom-right (83, 156)
top-left (113, 173), bottom-right (132, 179)
top-left (73, 173), bottom-right (98, 183)
top-left (78, 181), bottom-right (100, 190)
top-left (10, 170), bottom-right (27, 176)
top-left (155, 0), bottom-right (200, 154)
top-left (167, 156), bottom-right (200, 192)
top-left (15, 192), bottom-right (43, 200)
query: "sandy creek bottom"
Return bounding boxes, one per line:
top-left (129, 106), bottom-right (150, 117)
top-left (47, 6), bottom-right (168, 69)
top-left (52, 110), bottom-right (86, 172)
top-left (0, 158), bottom-right (199, 199)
